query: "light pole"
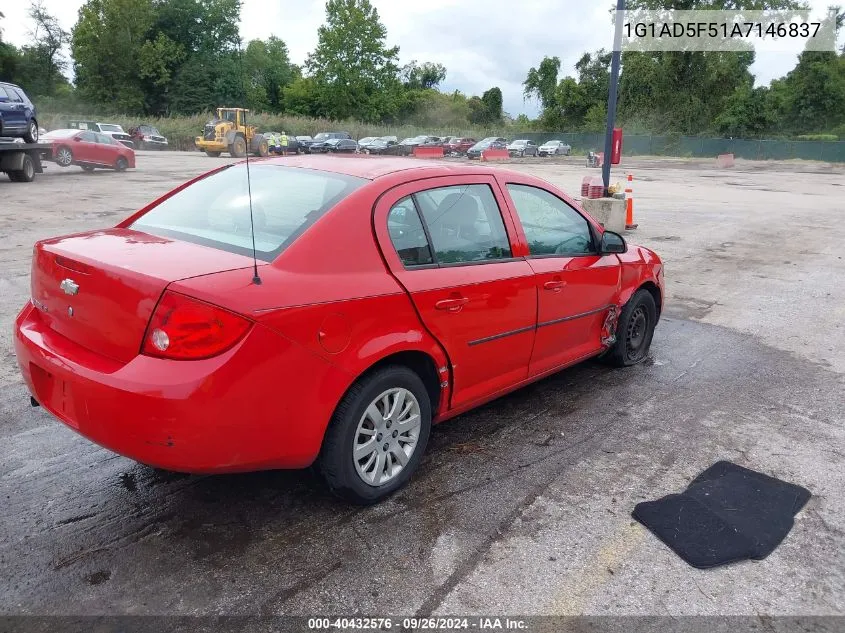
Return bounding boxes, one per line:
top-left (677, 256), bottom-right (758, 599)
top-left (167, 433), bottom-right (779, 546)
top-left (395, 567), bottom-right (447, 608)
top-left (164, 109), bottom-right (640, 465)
top-left (602, 0), bottom-right (625, 196)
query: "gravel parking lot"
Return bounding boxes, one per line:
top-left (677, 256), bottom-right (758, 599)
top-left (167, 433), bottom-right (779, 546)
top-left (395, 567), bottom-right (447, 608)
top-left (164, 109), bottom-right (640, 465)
top-left (1, 151), bottom-right (843, 619)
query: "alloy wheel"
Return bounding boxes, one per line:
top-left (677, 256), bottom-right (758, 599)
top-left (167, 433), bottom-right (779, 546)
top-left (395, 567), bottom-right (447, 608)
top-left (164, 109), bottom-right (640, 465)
top-left (353, 388), bottom-right (421, 486)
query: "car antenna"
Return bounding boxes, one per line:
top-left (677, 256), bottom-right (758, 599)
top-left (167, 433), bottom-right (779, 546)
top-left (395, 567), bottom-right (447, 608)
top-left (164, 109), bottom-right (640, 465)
top-left (238, 41), bottom-right (262, 285)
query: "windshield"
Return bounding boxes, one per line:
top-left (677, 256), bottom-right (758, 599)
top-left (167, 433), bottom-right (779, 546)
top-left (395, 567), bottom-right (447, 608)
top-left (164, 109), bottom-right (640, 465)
top-left (131, 165), bottom-right (367, 261)
top-left (359, 137), bottom-right (375, 144)
top-left (510, 140), bottom-right (527, 146)
top-left (99, 124), bottom-right (123, 132)
top-left (545, 140), bottom-right (561, 146)
top-left (43, 129), bottom-right (78, 139)
top-left (313, 133), bottom-right (330, 141)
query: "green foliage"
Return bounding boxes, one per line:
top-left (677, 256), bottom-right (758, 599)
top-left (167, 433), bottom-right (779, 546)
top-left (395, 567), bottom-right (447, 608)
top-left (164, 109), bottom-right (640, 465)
top-left (305, 0), bottom-right (401, 122)
top-left (523, 56), bottom-right (560, 109)
top-left (401, 61), bottom-right (447, 90)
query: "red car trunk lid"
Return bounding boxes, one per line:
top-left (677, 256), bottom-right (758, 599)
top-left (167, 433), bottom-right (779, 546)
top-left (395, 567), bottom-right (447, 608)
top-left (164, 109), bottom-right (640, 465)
top-left (30, 229), bottom-right (260, 364)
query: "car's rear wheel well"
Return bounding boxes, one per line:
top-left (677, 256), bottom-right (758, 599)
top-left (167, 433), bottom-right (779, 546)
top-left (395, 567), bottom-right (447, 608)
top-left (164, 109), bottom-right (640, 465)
top-left (638, 281), bottom-right (662, 319)
top-left (363, 351), bottom-right (441, 413)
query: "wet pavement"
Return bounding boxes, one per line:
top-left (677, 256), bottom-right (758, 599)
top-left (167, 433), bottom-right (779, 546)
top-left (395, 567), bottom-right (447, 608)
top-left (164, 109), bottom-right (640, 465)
top-left (1, 317), bottom-right (843, 616)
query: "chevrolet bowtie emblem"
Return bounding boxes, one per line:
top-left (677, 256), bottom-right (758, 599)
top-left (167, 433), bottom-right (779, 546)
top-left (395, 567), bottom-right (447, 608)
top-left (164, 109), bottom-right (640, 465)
top-left (60, 279), bottom-right (79, 296)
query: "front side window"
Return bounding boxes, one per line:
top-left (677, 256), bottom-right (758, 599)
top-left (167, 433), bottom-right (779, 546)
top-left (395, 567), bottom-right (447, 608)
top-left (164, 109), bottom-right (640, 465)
top-left (131, 165), bottom-right (366, 261)
top-left (506, 184), bottom-right (595, 256)
top-left (414, 184), bottom-right (511, 264)
top-left (79, 131), bottom-right (97, 143)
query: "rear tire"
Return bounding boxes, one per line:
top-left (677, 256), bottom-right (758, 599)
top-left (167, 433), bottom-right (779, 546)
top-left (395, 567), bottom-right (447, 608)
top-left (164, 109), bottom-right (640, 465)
top-left (230, 136), bottom-right (247, 158)
top-left (255, 139), bottom-right (269, 157)
top-left (23, 120), bottom-right (39, 143)
top-left (604, 289), bottom-right (657, 367)
top-left (81, 165), bottom-right (95, 172)
top-left (8, 154), bottom-right (35, 182)
top-left (318, 365), bottom-right (432, 505)
top-left (205, 150), bottom-right (222, 157)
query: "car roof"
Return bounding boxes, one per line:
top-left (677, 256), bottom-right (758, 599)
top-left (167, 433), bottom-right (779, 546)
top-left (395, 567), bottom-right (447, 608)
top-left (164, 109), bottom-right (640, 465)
top-left (253, 155), bottom-right (514, 180)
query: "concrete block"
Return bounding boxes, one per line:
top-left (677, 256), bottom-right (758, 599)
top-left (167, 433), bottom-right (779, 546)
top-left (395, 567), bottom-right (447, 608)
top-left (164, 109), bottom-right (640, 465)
top-left (717, 153), bottom-right (735, 168)
top-left (581, 197), bottom-right (626, 233)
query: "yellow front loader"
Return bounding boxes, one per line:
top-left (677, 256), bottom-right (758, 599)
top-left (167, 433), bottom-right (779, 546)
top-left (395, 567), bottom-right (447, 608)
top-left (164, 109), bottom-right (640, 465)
top-left (195, 108), bottom-right (269, 158)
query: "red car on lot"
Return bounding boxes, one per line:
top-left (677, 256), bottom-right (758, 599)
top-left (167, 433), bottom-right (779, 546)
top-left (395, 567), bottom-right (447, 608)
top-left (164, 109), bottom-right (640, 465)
top-left (43, 129), bottom-right (136, 172)
top-left (443, 137), bottom-right (476, 155)
top-left (15, 157), bottom-right (663, 503)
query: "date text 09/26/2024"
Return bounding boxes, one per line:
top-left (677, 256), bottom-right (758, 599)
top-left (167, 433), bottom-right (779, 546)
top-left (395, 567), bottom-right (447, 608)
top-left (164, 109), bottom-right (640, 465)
top-left (307, 617), bottom-right (528, 630)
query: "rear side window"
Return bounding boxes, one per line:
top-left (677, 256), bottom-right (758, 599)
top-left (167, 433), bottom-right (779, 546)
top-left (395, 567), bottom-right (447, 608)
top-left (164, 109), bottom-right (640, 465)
top-left (387, 184), bottom-right (511, 266)
top-left (387, 198), bottom-right (434, 267)
top-left (131, 165), bottom-right (367, 261)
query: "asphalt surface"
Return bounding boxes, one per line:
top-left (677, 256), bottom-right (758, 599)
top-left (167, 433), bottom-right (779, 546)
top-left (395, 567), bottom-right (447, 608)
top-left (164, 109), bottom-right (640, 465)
top-left (0, 152), bottom-right (843, 620)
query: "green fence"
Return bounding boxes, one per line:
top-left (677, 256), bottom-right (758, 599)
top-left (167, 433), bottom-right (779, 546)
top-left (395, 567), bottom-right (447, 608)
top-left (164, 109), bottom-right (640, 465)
top-left (508, 132), bottom-right (845, 162)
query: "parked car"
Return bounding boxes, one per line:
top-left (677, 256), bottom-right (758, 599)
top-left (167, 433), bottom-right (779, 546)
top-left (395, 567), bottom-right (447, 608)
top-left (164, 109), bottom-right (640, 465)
top-left (0, 82), bottom-right (40, 143)
top-left (466, 137), bottom-right (507, 159)
top-left (129, 125), bottom-right (168, 150)
top-left (508, 139), bottom-right (539, 157)
top-left (309, 137), bottom-right (357, 153)
top-left (295, 135), bottom-right (313, 150)
top-left (361, 139), bottom-right (403, 155)
top-left (68, 121), bottom-right (135, 149)
top-left (443, 137), bottom-right (476, 155)
top-left (14, 156), bottom-right (663, 503)
top-left (538, 139), bottom-right (571, 156)
top-left (306, 132), bottom-right (352, 153)
top-left (43, 129), bottom-right (136, 171)
top-left (398, 135), bottom-right (442, 155)
top-left (356, 136), bottom-right (378, 150)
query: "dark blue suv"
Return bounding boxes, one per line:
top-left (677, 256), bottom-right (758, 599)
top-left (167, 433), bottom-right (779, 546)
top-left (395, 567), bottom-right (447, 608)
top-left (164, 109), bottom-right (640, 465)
top-left (0, 82), bottom-right (39, 143)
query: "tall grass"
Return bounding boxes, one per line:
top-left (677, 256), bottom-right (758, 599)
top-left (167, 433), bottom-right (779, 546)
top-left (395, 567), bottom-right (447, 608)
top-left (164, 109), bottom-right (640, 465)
top-left (39, 110), bottom-right (517, 151)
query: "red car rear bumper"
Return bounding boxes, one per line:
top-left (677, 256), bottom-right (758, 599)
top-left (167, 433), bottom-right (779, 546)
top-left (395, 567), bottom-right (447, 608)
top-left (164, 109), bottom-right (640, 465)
top-left (15, 303), bottom-right (350, 473)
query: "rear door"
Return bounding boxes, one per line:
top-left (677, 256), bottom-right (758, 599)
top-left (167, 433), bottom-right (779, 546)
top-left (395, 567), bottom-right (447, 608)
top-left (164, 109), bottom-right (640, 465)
top-left (502, 182), bottom-right (621, 376)
top-left (374, 176), bottom-right (537, 409)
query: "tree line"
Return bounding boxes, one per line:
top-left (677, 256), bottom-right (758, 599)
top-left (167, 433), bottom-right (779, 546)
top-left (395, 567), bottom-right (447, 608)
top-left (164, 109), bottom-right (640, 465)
top-left (1, 0), bottom-right (843, 139)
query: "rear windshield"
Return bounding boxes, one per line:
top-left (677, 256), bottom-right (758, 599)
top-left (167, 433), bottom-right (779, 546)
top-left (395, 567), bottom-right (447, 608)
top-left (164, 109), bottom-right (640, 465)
top-left (131, 165), bottom-right (367, 261)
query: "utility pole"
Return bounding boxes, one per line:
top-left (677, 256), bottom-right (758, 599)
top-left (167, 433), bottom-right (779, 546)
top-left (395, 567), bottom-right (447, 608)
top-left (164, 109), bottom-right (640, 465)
top-left (602, 0), bottom-right (625, 196)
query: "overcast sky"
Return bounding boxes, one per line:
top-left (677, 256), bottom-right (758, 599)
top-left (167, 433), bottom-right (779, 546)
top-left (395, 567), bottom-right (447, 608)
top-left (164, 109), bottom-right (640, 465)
top-left (1, 0), bottom-right (839, 116)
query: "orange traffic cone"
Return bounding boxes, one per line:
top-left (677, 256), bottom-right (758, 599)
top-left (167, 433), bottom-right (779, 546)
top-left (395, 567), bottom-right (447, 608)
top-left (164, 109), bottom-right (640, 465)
top-left (625, 173), bottom-right (638, 230)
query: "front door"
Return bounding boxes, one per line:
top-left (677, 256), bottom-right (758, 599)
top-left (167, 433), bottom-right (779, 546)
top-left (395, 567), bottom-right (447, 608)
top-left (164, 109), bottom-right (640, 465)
top-left (503, 183), bottom-right (620, 376)
top-left (374, 176), bottom-right (537, 409)
top-left (0, 86), bottom-right (26, 133)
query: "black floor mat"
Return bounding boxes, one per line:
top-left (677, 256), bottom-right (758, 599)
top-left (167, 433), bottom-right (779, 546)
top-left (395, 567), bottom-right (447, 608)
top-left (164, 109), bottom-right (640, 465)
top-left (633, 461), bottom-right (811, 569)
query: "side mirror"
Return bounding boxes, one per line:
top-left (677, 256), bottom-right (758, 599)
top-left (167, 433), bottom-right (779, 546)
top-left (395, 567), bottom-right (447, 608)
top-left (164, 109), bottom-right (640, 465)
top-left (600, 231), bottom-right (627, 254)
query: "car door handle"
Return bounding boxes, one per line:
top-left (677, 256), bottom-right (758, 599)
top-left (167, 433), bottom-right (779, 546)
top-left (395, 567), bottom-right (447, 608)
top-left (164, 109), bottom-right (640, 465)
top-left (543, 280), bottom-right (566, 291)
top-left (435, 297), bottom-right (470, 311)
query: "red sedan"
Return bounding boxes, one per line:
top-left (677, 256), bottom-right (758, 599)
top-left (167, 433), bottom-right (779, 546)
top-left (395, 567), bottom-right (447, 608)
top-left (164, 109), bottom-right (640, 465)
top-left (443, 137), bottom-right (476, 155)
top-left (43, 129), bottom-right (136, 172)
top-left (15, 157), bottom-right (663, 503)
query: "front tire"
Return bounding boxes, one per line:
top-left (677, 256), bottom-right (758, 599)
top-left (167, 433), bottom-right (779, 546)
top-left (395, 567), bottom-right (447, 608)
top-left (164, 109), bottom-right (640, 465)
top-left (55, 146), bottom-right (73, 167)
top-left (605, 289), bottom-right (657, 367)
top-left (115, 157), bottom-right (128, 172)
top-left (318, 366), bottom-right (432, 504)
top-left (205, 150), bottom-right (222, 157)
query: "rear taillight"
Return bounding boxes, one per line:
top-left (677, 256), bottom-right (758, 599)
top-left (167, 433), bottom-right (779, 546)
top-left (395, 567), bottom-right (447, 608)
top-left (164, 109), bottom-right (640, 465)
top-left (142, 291), bottom-right (252, 360)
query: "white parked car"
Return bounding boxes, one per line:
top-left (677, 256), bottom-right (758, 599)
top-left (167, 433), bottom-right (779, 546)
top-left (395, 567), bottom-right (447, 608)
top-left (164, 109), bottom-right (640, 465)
top-left (538, 139), bottom-right (571, 157)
